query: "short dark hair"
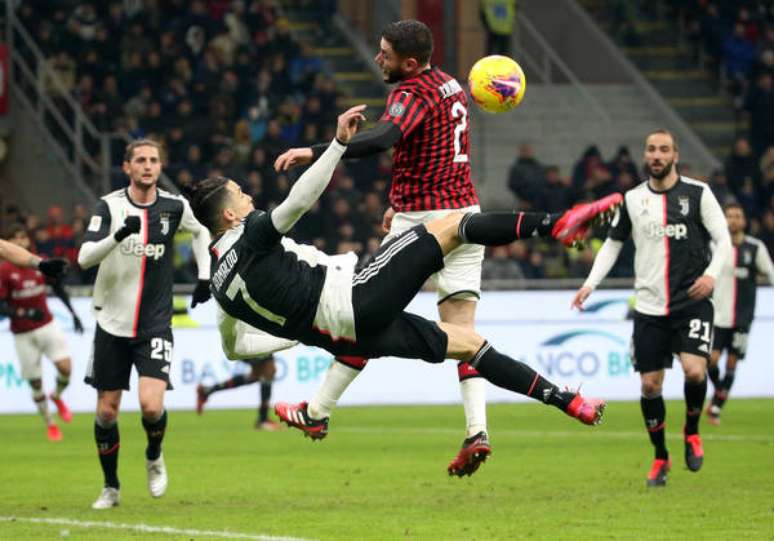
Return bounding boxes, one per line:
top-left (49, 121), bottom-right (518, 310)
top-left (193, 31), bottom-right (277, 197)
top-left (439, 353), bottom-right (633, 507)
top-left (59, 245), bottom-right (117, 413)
top-left (3, 223), bottom-right (27, 240)
top-left (381, 20), bottom-right (433, 65)
top-left (124, 138), bottom-right (164, 162)
top-left (723, 201), bottom-right (745, 214)
top-left (184, 177), bottom-right (231, 233)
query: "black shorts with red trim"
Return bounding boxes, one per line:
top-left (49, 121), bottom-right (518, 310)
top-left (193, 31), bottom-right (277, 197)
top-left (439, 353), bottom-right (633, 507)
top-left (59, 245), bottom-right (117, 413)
top-left (631, 299), bottom-right (713, 373)
top-left (712, 325), bottom-right (750, 359)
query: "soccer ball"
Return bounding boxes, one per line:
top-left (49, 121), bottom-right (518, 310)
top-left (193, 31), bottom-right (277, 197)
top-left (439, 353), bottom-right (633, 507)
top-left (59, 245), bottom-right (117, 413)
top-left (468, 55), bottom-right (526, 113)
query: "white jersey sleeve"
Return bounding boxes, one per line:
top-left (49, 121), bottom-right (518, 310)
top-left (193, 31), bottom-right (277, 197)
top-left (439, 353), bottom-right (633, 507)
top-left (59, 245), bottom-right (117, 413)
top-left (700, 187), bottom-right (732, 280)
top-left (178, 197), bottom-right (211, 280)
top-left (218, 307), bottom-right (297, 360)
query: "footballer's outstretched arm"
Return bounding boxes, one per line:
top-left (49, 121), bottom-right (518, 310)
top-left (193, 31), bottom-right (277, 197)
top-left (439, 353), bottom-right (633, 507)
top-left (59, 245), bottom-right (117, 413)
top-left (271, 105), bottom-right (365, 234)
top-left (0, 238), bottom-right (42, 268)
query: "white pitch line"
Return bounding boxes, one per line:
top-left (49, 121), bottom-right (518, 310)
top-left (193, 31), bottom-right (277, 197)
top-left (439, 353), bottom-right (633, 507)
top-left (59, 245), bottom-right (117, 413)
top-left (0, 516), bottom-right (316, 541)
top-left (337, 425), bottom-right (774, 443)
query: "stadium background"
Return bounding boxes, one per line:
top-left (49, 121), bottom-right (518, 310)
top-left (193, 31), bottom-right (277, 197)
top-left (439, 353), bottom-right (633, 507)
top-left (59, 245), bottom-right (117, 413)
top-left (1, 1), bottom-right (773, 540)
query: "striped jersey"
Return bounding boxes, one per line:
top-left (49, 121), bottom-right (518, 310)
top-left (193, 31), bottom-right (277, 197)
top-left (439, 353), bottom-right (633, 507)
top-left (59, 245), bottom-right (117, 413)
top-left (380, 66), bottom-right (478, 212)
top-left (80, 188), bottom-right (209, 338)
top-left (0, 263), bottom-right (52, 334)
top-left (608, 176), bottom-right (728, 316)
top-left (714, 235), bottom-right (774, 328)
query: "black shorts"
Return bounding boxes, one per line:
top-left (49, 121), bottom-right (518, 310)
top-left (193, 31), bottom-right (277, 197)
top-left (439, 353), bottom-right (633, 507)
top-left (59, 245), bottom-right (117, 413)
top-left (352, 224), bottom-right (444, 336)
top-left (712, 326), bottom-right (750, 359)
top-left (84, 325), bottom-right (174, 391)
top-left (302, 311), bottom-right (448, 364)
top-left (631, 299), bottom-right (713, 373)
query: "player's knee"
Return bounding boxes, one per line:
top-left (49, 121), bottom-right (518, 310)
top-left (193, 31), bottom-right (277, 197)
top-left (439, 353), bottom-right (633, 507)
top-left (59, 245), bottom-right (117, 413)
top-left (55, 358), bottom-right (71, 376)
top-left (684, 365), bottom-right (706, 383)
top-left (641, 380), bottom-right (662, 397)
top-left (97, 402), bottom-right (119, 423)
top-left (28, 378), bottom-right (42, 391)
top-left (140, 401), bottom-right (164, 421)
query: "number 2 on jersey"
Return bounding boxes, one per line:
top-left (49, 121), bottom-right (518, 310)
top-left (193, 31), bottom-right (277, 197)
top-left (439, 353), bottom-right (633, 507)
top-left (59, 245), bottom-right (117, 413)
top-left (451, 101), bottom-right (469, 163)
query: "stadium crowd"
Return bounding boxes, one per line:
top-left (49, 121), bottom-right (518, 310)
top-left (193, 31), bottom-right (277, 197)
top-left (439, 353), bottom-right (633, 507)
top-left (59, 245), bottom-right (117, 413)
top-left (4, 0), bottom-right (774, 285)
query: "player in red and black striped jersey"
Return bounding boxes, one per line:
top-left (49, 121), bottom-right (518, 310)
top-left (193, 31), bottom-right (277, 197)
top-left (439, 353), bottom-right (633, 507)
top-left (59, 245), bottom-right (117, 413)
top-left (707, 203), bottom-right (774, 424)
top-left (0, 224), bottom-right (82, 442)
top-left (274, 19), bottom-right (489, 477)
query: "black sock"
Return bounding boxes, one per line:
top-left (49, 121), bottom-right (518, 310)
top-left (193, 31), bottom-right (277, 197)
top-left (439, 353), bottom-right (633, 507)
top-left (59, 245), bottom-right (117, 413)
top-left (707, 364), bottom-right (720, 389)
top-left (470, 342), bottom-right (571, 411)
top-left (259, 380), bottom-right (272, 423)
top-left (208, 374), bottom-right (248, 396)
top-left (142, 410), bottom-right (167, 461)
top-left (458, 211), bottom-right (561, 246)
top-left (684, 378), bottom-right (707, 436)
top-left (640, 395), bottom-right (668, 460)
top-left (94, 420), bottom-right (120, 489)
top-left (717, 369), bottom-right (735, 409)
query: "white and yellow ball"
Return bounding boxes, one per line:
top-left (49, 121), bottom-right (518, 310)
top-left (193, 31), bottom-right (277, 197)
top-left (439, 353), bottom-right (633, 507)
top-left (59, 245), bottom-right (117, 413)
top-left (468, 55), bottom-right (526, 113)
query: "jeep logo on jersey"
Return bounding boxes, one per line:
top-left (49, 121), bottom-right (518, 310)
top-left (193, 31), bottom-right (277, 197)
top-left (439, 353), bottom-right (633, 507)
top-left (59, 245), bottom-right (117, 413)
top-left (648, 222), bottom-right (688, 239)
top-left (120, 239), bottom-right (166, 259)
top-left (160, 213), bottom-right (170, 235)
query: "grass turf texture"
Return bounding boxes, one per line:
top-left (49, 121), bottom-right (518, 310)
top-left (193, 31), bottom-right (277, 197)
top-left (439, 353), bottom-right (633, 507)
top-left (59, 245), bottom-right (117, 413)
top-left (1, 399), bottom-right (773, 540)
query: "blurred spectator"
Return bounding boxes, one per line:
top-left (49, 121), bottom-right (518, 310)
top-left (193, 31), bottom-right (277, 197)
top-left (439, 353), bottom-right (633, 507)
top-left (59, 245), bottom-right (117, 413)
top-left (723, 22), bottom-right (757, 88)
top-left (744, 72), bottom-right (774, 157)
top-left (482, 245), bottom-right (525, 281)
top-left (708, 169), bottom-right (733, 206)
top-left (45, 206), bottom-right (77, 263)
top-left (480, 0), bottom-right (516, 56)
top-left (572, 145), bottom-right (603, 189)
top-left (507, 143), bottom-right (546, 206)
top-left (724, 136), bottom-right (757, 192)
top-left (537, 166), bottom-right (577, 212)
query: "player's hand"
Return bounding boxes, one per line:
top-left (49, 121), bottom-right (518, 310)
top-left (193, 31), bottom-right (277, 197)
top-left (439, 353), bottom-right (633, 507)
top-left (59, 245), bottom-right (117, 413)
top-left (382, 207), bottom-right (396, 234)
top-left (335, 104), bottom-right (367, 144)
top-left (73, 314), bottom-right (84, 334)
top-left (191, 279), bottom-right (212, 308)
top-left (274, 148), bottom-right (314, 172)
top-left (37, 258), bottom-right (69, 280)
top-left (688, 275), bottom-right (714, 300)
top-left (571, 287), bottom-right (592, 311)
top-left (114, 215), bottom-right (141, 241)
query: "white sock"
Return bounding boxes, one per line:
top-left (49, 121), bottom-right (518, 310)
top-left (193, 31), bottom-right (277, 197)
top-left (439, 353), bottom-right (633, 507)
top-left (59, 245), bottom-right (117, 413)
top-left (460, 377), bottom-right (487, 437)
top-left (308, 362), bottom-right (360, 419)
top-left (33, 389), bottom-right (52, 425)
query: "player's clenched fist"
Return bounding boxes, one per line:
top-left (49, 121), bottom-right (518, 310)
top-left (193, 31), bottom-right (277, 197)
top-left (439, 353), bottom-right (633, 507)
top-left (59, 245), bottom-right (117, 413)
top-left (114, 215), bottom-right (141, 241)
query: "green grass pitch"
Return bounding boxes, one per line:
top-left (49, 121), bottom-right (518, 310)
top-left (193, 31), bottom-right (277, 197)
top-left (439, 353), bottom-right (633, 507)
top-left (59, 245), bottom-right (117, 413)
top-left (1, 399), bottom-right (773, 540)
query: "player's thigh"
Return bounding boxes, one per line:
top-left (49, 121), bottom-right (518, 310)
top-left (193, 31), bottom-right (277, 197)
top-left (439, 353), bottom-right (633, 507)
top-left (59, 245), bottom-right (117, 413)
top-left (673, 299), bottom-right (713, 362)
top-left (14, 331), bottom-right (43, 380)
top-left (85, 325), bottom-right (133, 391)
top-left (37, 321), bottom-right (70, 364)
top-left (133, 329), bottom-right (174, 390)
top-left (438, 296), bottom-right (477, 327)
top-left (631, 313), bottom-right (674, 373)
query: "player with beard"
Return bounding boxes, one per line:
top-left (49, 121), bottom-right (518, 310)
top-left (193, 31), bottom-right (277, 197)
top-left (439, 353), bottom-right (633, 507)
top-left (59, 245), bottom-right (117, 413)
top-left (706, 203), bottom-right (774, 425)
top-left (79, 139), bottom-right (212, 509)
top-left (186, 106), bottom-right (624, 472)
top-left (273, 19), bottom-right (493, 477)
top-left (572, 130), bottom-right (732, 487)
